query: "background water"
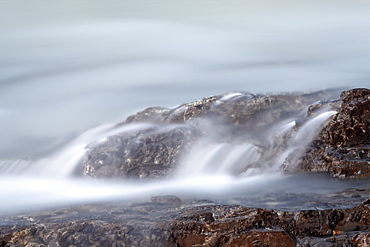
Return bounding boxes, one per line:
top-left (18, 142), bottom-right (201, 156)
top-left (1, 0), bottom-right (370, 215)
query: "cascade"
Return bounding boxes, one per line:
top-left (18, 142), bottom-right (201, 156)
top-left (272, 109), bottom-right (338, 171)
top-left (0, 102), bottom-right (368, 216)
top-left (178, 108), bottom-right (337, 178)
top-left (0, 107), bottom-right (337, 179)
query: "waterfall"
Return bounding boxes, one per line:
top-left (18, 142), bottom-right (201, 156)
top-left (177, 108), bottom-right (337, 178)
top-left (272, 110), bottom-right (338, 171)
top-left (177, 142), bottom-right (261, 177)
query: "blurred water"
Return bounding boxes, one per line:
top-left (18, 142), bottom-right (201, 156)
top-left (1, 0), bottom-right (370, 158)
top-left (1, 1), bottom-right (370, 215)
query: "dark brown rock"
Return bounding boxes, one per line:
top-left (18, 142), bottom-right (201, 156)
top-left (169, 199), bottom-right (370, 246)
top-left (84, 125), bottom-right (199, 179)
top-left (353, 232), bottom-right (370, 246)
top-left (228, 230), bottom-right (295, 247)
top-left (0, 221), bottom-right (170, 247)
top-left (2, 197), bottom-right (369, 247)
top-left (283, 88), bottom-right (370, 178)
top-left (325, 88), bottom-right (370, 146)
top-left (84, 89), bottom-right (342, 179)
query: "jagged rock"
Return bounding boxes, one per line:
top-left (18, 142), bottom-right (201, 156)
top-left (283, 88), bottom-right (370, 178)
top-left (326, 89), bottom-right (370, 146)
top-left (1, 196), bottom-right (370, 247)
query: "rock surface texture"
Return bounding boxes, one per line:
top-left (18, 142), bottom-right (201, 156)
top-left (283, 88), bottom-right (370, 178)
top-left (1, 192), bottom-right (370, 247)
top-left (84, 125), bottom-right (198, 179)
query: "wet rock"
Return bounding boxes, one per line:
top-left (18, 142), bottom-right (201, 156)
top-left (353, 232), bottom-right (370, 246)
top-left (0, 220), bottom-right (170, 247)
top-left (283, 88), bottom-right (370, 178)
top-left (299, 233), bottom-right (357, 247)
top-left (326, 88), bottom-right (370, 146)
top-left (1, 198), bottom-right (370, 247)
top-left (149, 195), bottom-right (182, 207)
top-left (84, 87), bottom-right (370, 179)
top-left (0, 202), bottom-right (176, 247)
top-left (124, 90), bottom-right (340, 136)
top-left (84, 125), bottom-right (199, 179)
top-left (170, 199), bottom-right (370, 246)
top-left (84, 89), bottom-right (341, 179)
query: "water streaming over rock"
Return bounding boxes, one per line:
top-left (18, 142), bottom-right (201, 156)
top-left (0, 104), bottom-right (347, 215)
top-left (1, 0), bottom-right (370, 216)
top-left (272, 110), bottom-right (338, 171)
top-left (177, 143), bottom-right (261, 177)
top-left (0, 123), bottom-right (155, 177)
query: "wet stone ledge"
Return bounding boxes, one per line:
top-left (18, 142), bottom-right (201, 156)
top-left (1, 194), bottom-right (370, 247)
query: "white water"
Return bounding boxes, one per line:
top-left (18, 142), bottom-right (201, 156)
top-left (272, 110), bottom-right (338, 170)
top-left (0, 123), bottom-right (158, 177)
top-left (0, 107), bottom-right (356, 215)
top-left (177, 143), bottom-right (261, 177)
top-left (1, 0), bottom-right (370, 215)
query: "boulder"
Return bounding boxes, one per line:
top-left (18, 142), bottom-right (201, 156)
top-left (83, 89), bottom-right (342, 179)
top-left (283, 88), bottom-right (370, 178)
top-left (84, 125), bottom-right (198, 179)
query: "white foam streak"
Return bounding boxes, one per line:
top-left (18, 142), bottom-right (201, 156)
top-left (217, 144), bottom-right (257, 173)
top-left (0, 123), bottom-right (155, 178)
top-left (293, 111), bottom-right (337, 147)
top-left (0, 174), bottom-right (271, 215)
top-left (273, 110), bottom-right (337, 170)
top-left (178, 109), bottom-right (336, 177)
top-left (178, 143), bottom-right (261, 177)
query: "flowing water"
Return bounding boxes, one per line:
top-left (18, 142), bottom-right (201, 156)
top-left (1, 0), bottom-right (370, 215)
